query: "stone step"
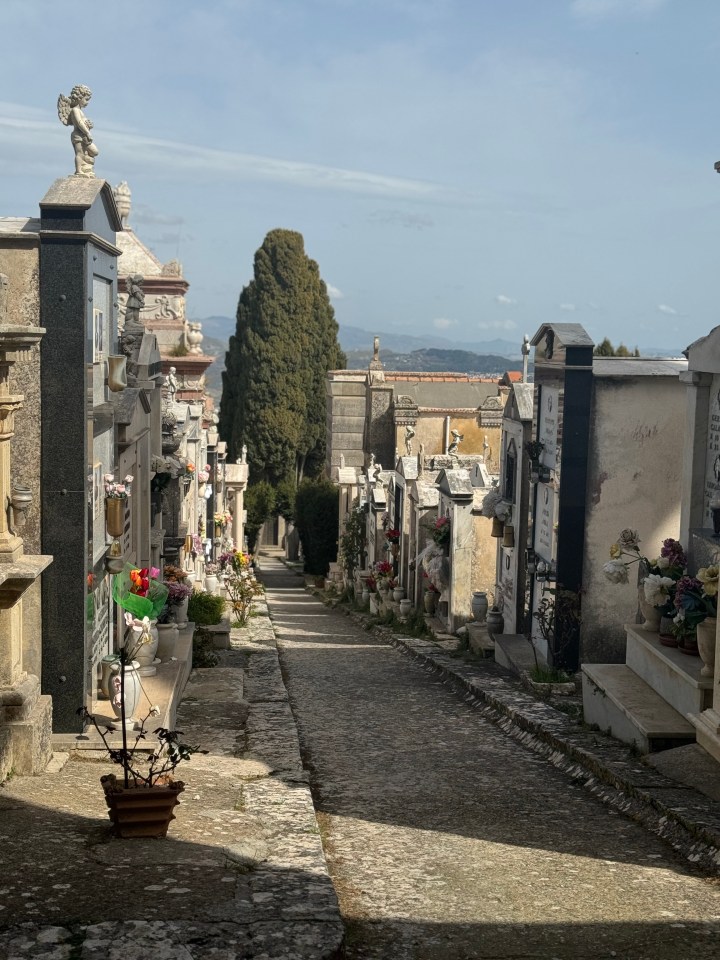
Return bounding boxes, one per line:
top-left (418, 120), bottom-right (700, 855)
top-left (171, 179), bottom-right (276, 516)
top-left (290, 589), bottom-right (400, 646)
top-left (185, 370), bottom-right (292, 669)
top-left (582, 663), bottom-right (696, 754)
top-left (495, 634), bottom-right (547, 676)
top-left (625, 624), bottom-right (712, 717)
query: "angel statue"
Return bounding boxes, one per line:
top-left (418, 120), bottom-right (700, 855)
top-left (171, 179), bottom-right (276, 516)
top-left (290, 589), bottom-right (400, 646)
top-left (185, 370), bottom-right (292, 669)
top-left (404, 425), bottom-right (415, 456)
top-left (447, 429), bottom-right (464, 459)
top-left (57, 85), bottom-right (98, 178)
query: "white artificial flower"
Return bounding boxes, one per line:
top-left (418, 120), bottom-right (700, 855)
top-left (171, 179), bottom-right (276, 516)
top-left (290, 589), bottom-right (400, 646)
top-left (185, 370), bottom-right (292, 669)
top-left (603, 559), bottom-right (629, 584)
top-left (656, 556), bottom-right (670, 570)
top-left (149, 705), bottom-right (161, 717)
top-left (643, 574), bottom-right (675, 606)
top-left (618, 528), bottom-right (641, 551)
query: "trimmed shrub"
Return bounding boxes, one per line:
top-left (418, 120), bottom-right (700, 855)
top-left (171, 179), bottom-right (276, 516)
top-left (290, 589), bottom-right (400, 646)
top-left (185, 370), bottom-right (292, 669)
top-left (294, 479), bottom-right (339, 576)
top-left (188, 591), bottom-right (226, 626)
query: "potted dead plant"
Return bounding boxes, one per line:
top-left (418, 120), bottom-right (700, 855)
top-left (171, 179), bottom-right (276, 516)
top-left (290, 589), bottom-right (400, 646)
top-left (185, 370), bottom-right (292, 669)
top-left (78, 700), bottom-right (199, 838)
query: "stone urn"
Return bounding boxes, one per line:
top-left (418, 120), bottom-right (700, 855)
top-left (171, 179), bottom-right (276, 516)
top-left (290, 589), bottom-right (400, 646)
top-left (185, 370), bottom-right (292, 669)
top-left (392, 586), bottom-right (405, 602)
top-left (205, 574), bottom-right (219, 594)
top-left (486, 606), bottom-right (505, 639)
top-left (99, 654), bottom-right (120, 699)
top-left (471, 591), bottom-right (489, 623)
top-left (423, 589), bottom-right (438, 615)
top-left (696, 617), bottom-right (717, 677)
top-left (171, 596), bottom-right (190, 627)
top-left (130, 621), bottom-right (160, 676)
top-left (361, 587), bottom-right (369, 605)
top-left (156, 622), bottom-right (180, 661)
top-left (107, 660), bottom-right (141, 729)
top-left (399, 598), bottom-right (412, 619)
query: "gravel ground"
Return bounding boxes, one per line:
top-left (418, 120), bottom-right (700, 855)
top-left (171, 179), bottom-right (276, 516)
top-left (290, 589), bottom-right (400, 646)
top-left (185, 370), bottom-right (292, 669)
top-left (261, 557), bottom-right (720, 960)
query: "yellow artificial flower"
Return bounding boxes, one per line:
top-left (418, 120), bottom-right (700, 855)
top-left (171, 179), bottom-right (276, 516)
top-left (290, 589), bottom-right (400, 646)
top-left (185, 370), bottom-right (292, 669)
top-left (609, 543), bottom-right (621, 559)
top-left (698, 565), bottom-right (719, 597)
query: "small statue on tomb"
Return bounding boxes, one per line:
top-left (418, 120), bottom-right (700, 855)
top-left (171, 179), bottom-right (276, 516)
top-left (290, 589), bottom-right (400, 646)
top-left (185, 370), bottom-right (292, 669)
top-left (373, 337), bottom-right (380, 362)
top-left (405, 425), bottom-right (415, 456)
top-left (124, 275), bottom-right (145, 328)
top-left (165, 366), bottom-right (178, 402)
top-left (448, 429), bottom-right (463, 459)
top-left (241, 444), bottom-right (247, 463)
top-left (57, 85), bottom-right (98, 178)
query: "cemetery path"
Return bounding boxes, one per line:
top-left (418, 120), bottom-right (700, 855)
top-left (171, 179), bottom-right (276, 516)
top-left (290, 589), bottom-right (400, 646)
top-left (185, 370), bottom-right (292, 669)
top-left (260, 555), bottom-right (720, 960)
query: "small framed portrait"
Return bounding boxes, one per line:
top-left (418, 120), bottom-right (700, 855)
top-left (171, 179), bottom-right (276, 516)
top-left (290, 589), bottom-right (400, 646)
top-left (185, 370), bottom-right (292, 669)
top-left (93, 462), bottom-right (103, 519)
top-left (93, 308), bottom-right (105, 361)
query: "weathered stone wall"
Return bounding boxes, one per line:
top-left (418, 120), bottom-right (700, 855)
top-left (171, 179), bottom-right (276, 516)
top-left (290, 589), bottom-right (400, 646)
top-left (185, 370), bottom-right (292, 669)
top-left (582, 373), bottom-right (685, 663)
top-left (326, 374), bottom-right (366, 472)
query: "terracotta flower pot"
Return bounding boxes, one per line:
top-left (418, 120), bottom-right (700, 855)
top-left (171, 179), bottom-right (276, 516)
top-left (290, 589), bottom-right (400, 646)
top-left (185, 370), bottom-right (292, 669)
top-left (101, 775), bottom-right (184, 838)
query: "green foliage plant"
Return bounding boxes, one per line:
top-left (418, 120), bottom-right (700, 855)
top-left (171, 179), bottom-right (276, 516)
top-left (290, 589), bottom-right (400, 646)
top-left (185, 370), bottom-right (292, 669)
top-left (218, 229), bottom-right (346, 485)
top-left (226, 574), bottom-right (264, 626)
top-left (339, 501), bottom-right (366, 580)
top-left (244, 481), bottom-right (276, 552)
top-left (187, 591), bottom-right (226, 626)
top-left (295, 478), bottom-right (340, 576)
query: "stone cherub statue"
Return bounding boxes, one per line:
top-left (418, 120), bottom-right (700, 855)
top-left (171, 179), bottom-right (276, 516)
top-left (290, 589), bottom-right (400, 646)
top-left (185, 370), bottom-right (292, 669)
top-left (165, 366), bottom-right (178, 402)
top-left (125, 275), bottom-right (145, 327)
top-left (57, 85), bottom-right (98, 178)
top-left (448, 429), bottom-right (464, 459)
top-left (404, 425), bottom-right (415, 456)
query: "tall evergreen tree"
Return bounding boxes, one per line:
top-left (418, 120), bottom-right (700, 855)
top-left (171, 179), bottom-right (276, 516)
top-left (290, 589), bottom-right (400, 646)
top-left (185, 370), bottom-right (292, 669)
top-left (219, 229), bottom-right (345, 486)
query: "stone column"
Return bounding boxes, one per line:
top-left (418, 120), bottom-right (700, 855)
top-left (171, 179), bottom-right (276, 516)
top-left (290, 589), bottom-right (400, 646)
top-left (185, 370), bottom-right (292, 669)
top-left (0, 325), bottom-right (53, 779)
top-left (225, 460), bottom-right (249, 552)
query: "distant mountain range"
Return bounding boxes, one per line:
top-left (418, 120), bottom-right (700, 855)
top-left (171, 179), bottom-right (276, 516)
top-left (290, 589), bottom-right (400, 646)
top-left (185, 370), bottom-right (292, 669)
top-left (194, 316), bottom-right (683, 406)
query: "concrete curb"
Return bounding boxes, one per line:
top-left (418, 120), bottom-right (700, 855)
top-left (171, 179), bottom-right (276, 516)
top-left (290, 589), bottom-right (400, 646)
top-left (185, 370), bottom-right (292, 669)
top-left (386, 632), bottom-right (720, 876)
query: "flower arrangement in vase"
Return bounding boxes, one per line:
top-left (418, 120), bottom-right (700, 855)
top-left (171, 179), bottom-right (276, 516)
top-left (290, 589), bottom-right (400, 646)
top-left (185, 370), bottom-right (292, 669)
top-left (672, 566), bottom-right (718, 657)
top-left (374, 560), bottom-right (393, 592)
top-left (602, 530), bottom-right (686, 632)
top-left (432, 516), bottom-right (451, 548)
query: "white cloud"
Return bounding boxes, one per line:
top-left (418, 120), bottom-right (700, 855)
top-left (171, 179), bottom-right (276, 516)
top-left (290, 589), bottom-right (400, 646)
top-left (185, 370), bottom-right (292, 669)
top-left (478, 319), bottom-right (518, 331)
top-left (326, 283), bottom-right (344, 300)
top-left (0, 104), bottom-right (458, 202)
top-left (559, 302), bottom-right (577, 311)
top-left (495, 294), bottom-right (517, 306)
top-left (368, 209), bottom-right (435, 229)
top-left (433, 317), bottom-right (457, 330)
top-left (657, 303), bottom-right (677, 315)
top-left (570, 0), bottom-right (669, 20)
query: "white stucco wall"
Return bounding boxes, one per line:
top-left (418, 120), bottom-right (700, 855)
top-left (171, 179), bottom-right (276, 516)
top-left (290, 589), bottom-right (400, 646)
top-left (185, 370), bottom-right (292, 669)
top-left (582, 371), bottom-right (686, 663)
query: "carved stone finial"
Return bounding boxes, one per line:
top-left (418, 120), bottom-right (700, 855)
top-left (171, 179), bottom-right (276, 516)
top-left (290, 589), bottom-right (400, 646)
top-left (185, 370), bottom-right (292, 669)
top-left (114, 182), bottom-right (131, 227)
top-left (0, 274), bottom-right (8, 324)
top-left (521, 333), bottom-right (530, 383)
top-left (57, 85), bottom-right (98, 178)
top-left (162, 259), bottom-right (183, 277)
top-left (187, 322), bottom-right (203, 355)
top-left (373, 337), bottom-right (380, 362)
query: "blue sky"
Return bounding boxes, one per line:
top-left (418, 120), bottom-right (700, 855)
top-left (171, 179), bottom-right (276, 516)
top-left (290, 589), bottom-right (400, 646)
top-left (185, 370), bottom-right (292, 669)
top-left (1, 0), bottom-right (719, 350)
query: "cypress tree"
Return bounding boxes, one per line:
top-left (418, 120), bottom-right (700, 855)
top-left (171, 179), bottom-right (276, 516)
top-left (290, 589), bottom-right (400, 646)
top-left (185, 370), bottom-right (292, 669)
top-left (219, 229), bottom-right (345, 486)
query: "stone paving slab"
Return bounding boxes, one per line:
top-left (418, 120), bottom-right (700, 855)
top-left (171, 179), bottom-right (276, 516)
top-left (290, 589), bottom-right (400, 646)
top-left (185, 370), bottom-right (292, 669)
top-left (387, 630), bottom-right (720, 874)
top-left (0, 600), bottom-right (343, 960)
top-left (265, 557), bottom-right (720, 959)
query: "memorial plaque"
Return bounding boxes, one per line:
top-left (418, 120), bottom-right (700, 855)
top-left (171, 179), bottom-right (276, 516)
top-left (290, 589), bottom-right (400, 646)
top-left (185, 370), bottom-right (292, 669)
top-left (535, 482), bottom-right (556, 562)
top-left (538, 386), bottom-right (559, 469)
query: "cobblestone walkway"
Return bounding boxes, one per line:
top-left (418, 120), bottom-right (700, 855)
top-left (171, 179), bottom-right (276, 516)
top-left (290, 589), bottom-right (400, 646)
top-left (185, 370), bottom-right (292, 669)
top-left (260, 556), bottom-right (720, 960)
